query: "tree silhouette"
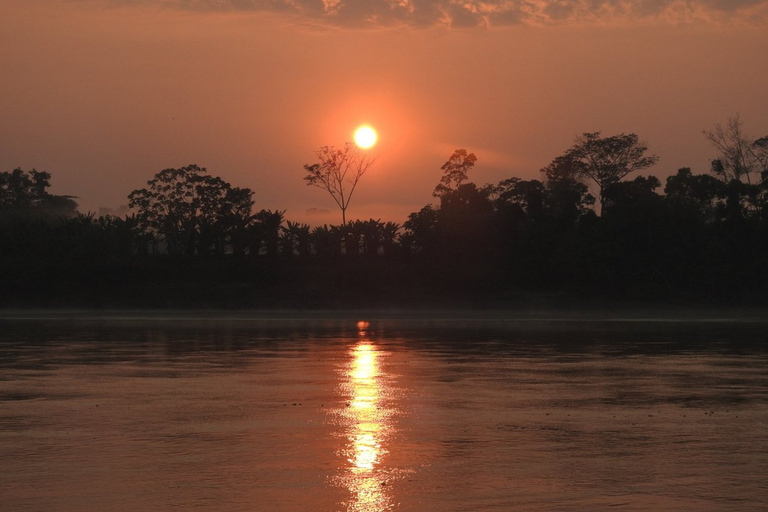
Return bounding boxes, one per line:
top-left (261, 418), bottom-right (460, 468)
top-left (540, 154), bottom-right (595, 228)
top-left (1, 168), bottom-right (78, 219)
top-left (253, 209), bottom-right (285, 258)
top-left (494, 178), bottom-right (545, 221)
top-left (566, 133), bottom-right (658, 215)
top-left (700, 115), bottom-right (765, 219)
top-left (220, 187), bottom-right (255, 257)
top-left (310, 224), bottom-right (342, 258)
top-left (380, 221), bottom-right (401, 256)
top-left (704, 114), bottom-right (768, 185)
top-left (128, 164), bottom-right (253, 255)
top-left (7, 124), bottom-right (768, 308)
top-left (433, 149), bottom-right (477, 198)
top-left (402, 205), bottom-right (439, 254)
top-left (280, 220), bottom-right (311, 257)
top-left (665, 168), bottom-right (725, 222)
top-left (349, 219), bottom-right (399, 257)
top-left (344, 220), bottom-right (364, 257)
top-left (304, 143), bottom-right (375, 226)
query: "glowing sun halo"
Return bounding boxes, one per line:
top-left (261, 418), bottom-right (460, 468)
top-left (354, 126), bottom-right (377, 149)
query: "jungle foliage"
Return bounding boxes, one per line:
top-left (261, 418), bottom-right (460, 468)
top-left (3, 125), bottom-right (767, 307)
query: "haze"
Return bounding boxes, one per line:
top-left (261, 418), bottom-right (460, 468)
top-left (1, 0), bottom-right (767, 224)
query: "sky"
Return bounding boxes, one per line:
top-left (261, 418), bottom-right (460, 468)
top-left (1, 0), bottom-right (767, 225)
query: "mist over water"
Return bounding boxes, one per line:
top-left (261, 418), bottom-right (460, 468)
top-left (1, 315), bottom-right (766, 511)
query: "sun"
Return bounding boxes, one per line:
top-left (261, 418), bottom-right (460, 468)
top-left (354, 125), bottom-right (377, 149)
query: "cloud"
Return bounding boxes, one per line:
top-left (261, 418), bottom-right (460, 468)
top-left (82, 0), bottom-right (768, 27)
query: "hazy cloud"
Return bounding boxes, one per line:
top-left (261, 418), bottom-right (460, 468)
top-left (305, 207), bottom-right (331, 215)
top-left (110, 0), bottom-right (768, 27)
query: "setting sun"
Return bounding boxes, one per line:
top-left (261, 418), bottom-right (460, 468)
top-left (354, 126), bottom-right (377, 149)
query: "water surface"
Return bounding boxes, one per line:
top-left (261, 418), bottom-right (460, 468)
top-left (1, 314), bottom-right (766, 511)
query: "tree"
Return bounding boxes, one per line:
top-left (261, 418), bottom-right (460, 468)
top-left (664, 168), bottom-right (725, 222)
top-left (494, 178), bottom-right (545, 221)
top-left (704, 114), bottom-right (768, 185)
top-left (280, 220), bottom-right (310, 258)
top-left (540, 154), bottom-right (595, 228)
top-left (433, 149), bottom-right (477, 198)
top-left (0, 168), bottom-right (78, 219)
top-left (402, 205), bottom-right (439, 254)
top-left (566, 132), bottom-right (659, 214)
top-left (253, 209), bottom-right (285, 258)
top-left (219, 187), bottom-right (256, 256)
top-left (303, 143), bottom-right (375, 225)
top-left (128, 164), bottom-right (253, 255)
top-left (602, 175), bottom-right (663, 219)
top-left (350, 219), bottom-right (399, 257)
top-left (380, 221), bottom-right (401, 256)
top-left (310, 224), bottom-right (343, 258)
top-left (756, 137), bottom-right (768, 180)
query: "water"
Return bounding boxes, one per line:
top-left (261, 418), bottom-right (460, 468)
top-left (1, 313), bottom-right (767, 511)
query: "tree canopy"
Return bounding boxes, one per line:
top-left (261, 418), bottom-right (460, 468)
top-left (0, 168), bottom-right (78, 219)
top-left (433, 149), bottom-right (477, 199)
top-left (128, 164), bottom-right (253, 255)
top-left (566, 132), bottom-right (659, 214)
top-left (3, 116), bottom-right (768, 307)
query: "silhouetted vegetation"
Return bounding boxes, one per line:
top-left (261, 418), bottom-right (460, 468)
top-left (303, 143), bottom-right (376, 225)
top-left (2, 121), bottom-right (767, 308)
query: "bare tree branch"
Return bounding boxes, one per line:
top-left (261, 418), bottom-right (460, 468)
top-left (303, 142), bottom-right (376, 225)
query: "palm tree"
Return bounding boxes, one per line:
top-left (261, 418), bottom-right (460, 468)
top-left (280, 221), bottom-right (311, 257)
top-left (295, 223), bottom-right (311, 258)
top-left (254, 209), bottom-right (284, 258)
top-left (345, 221), bottom-right (365, 257)
top-left (381, 221), bottom-right (401, 256)
top-left (357, 219), bottom-right (379, 256)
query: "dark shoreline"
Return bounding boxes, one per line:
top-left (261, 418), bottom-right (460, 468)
top-left (2, 303), bottom-right (767, 323)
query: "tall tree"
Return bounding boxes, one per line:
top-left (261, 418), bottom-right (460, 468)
top-left (433, 149), bottom-right (477, 198)
top-left (303, 143), bottom-right (375, 225)
top-left (704, 113), bottom-right (768, 185)
top-left (566, 132), bottom-right (659, 214)
top-left (540, 154), bottom-right (595, 227)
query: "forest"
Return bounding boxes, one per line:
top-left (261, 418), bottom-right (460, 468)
top-left (2, 119), bottom-right (767, 308)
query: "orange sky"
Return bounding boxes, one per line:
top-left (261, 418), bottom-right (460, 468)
top-left (1, 0), bottom-right (767, 225)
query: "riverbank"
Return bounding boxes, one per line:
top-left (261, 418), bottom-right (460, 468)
top-left (2, 303), bottom-right (767, 323)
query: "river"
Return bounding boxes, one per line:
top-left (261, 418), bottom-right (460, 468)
top-left (1, 312), bottom-right (766, 511)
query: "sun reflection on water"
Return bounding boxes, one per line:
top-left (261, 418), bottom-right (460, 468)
top-left (335, 338), bottom-right (397, 512)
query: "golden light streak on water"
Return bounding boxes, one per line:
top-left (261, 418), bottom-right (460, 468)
top-left (337, 340), bottom-right (395, 512)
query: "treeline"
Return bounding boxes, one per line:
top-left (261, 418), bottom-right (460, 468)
top-left (2, 119), bottom-right (767, 308)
